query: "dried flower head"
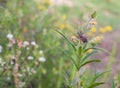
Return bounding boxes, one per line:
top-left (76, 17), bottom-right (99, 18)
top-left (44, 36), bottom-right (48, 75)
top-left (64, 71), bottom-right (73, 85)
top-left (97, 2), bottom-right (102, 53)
top-left (70, 35), bottom-right (77, 42)
top-left (77, 32), bottom-right (87, 43)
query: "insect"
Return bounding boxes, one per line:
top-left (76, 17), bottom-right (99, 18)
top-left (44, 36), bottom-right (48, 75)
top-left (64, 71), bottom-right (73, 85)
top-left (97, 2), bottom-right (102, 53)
top-left (77, 32), bottom-right (87, 43)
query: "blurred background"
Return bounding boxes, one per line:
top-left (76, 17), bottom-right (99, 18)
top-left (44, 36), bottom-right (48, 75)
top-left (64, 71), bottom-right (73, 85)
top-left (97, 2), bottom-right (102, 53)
top-left (0, 0), bottom-right (120, 88)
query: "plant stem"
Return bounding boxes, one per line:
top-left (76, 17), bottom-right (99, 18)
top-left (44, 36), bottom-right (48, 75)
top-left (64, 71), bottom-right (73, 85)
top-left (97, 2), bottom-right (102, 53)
top-left (13, 56), bottom-right (19, 88)
top-left (77, 70), bottom-right (80, 88)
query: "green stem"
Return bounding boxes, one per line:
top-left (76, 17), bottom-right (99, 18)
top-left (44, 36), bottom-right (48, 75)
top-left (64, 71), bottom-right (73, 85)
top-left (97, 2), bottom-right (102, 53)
top-left (77, 70), bottom-right (80, 88)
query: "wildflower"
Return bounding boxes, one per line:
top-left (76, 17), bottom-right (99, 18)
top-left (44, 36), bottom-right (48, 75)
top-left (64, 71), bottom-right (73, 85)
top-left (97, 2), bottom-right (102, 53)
top-left (17, 40), bottom-right (23, 48)
top-left (88, 19), bottom-right (97, 29)
top-left (70, 36), bottom-right (77, 42)
top-left (31, 68), bottom-right (36, 74)
top-left (26, 47), bottom-right (30, 50)
top-left (38, 57), bottom-right (46, 62)
top-left (90, 19), bottom-right (97, 25)
top-left (0, 45), bottom-right (3, 53)
top-left (31, 41), bottom-right (38, 48)
top-left (18, 73), bottom-right (23, 77)
top-left (23, 41), bottom-right (29, 47)
top-left (105, 26), bottom-right (112, 32)
top-left (60, 24), bottom-right (65, 29)
top-left (7, 77), bottom-right (11, 81)
top-left (10, 39), bottom-right (16, 45)
top-left (90, 27), bottom-right (96, 32)
top-left (31, 41), bottom-right (36, 46)
top-left (7, 33), bottom-right (14, 40)
top-left (77, 32), bottom-right (87, 43)
top-left (27, 56), bottom-right (34, 60)
top-left (90, 35), bottom-right (104, 44)
top-left (39, 50), bottom-right (43, 55)
top-left (10, 60), bottom-right (14, 65)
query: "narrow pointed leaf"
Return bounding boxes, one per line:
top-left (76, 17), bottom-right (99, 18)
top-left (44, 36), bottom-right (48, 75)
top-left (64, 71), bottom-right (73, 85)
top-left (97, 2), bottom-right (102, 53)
top-left (88, 82), bottom-right (104, 88)
top-left (81, 51), bottom-right (97, 63)
top-left (79, 59), bottom-right (101, 69)
top-left (71, 57), bottom-right (79, 70)
top-left (55, 30), bottom-right (76, 51)
top-left (85, 47), bottom-right (109, 54)
top-left (92, 71), bottom-right (110, 83)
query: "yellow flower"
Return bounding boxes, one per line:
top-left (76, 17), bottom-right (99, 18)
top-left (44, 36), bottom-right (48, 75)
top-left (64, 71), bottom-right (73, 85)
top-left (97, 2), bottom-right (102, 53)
top-left (99, 28), bottom-right (106, 33)
top-left (90, 27), bottom-right (97, 32)
top-left (86, 49), bottom-right (93, 53)
top-left (60, 24), bottom-right (65, 29)
top-left (105, 26), bottom-right (112, 32)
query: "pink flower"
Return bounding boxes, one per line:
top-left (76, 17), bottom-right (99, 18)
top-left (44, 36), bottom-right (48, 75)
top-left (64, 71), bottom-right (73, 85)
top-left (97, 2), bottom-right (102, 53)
top-left (17, 40), bottom-right (23, 48)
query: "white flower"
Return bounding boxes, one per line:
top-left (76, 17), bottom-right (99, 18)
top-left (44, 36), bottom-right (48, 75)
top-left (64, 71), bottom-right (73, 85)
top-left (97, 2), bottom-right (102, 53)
top-left (7, 33), bottom-right (14, 40)
top-left (27, 56), bottom-right (34, 60)
top-left (31, 68), bottom-right (36, 74)
top-left (23, 41), bottom-right (29, 47)
top-left (7, 77), bottom-right (11, 81)
top-left (10, 60), bottom-right (14, 65)
top-left (26, 47), bottom-right (30, 50)
top-left (18, 73), bottom-right (23, 77)
top-left (0, 45), bottom-right (2, 53)
top-left (39, 50), bottom-right (43, 55)
top-left (38, 57), bottom-right (46, 62)
top-left (31, 41), bottom-right (36, 46)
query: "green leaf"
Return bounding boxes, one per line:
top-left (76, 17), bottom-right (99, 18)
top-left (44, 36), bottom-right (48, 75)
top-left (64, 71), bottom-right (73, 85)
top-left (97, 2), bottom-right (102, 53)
top-left (85, 47), bottom-right (109, 54)
top-left (55, 30), bottom-right (76, 51)
top-left (71, 57), bottom-right (79, 70)
top-left (88, 82), bottom-right (104, 88)
top-left (81, 51), bottom-right (97, 64)
top-left (91, 11), bottom-right (97, 18)
top-left (92, 71), bottom-right (110, 83)
top-left (77, 46), bottom-right (83, 67)
top-left (78, 46), bottom-right (83, 56)
top-left (111, 80), bottom-right (115, 88)
top-left (79, 59), bottom-right (101, 69)
top-left (63, 72), bottom-right (71, 87)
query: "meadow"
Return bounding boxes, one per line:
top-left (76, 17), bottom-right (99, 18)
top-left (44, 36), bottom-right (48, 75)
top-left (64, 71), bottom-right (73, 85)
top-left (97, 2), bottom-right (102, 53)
top-left (0, 0), bottom-right (120, 88)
